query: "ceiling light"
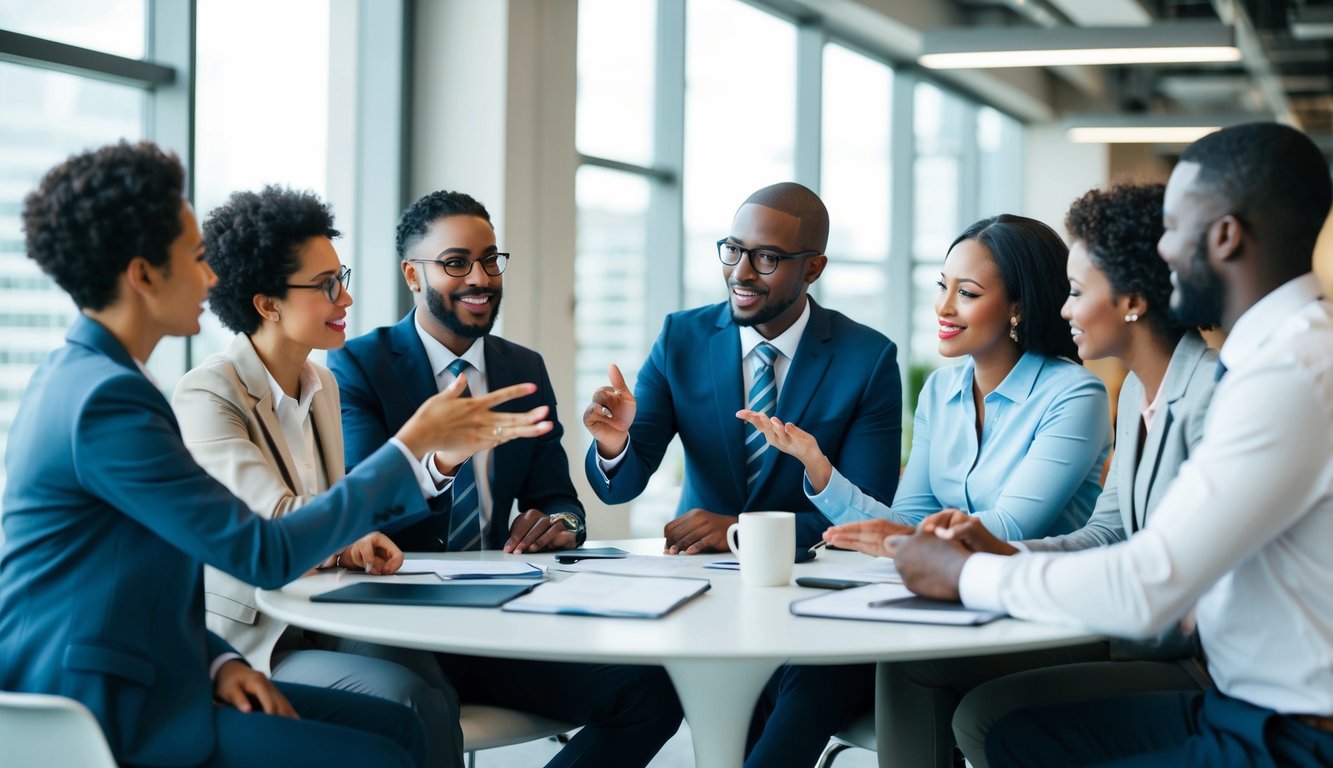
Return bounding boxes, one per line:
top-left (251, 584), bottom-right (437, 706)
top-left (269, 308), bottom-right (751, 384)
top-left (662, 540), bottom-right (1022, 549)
top-left (919, 23), bottom-right (1240, 69)
top-left (1062, 114), bottom-right (1254, 144)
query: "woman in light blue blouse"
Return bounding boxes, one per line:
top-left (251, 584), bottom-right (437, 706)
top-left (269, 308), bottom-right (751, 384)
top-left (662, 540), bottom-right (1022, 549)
top-left (741, 214), bottom-right (1110, 542)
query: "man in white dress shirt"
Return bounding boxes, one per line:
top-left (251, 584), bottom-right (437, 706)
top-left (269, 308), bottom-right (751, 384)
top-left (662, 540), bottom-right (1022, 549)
top-left (890, 122), bottom-right (1333, 766)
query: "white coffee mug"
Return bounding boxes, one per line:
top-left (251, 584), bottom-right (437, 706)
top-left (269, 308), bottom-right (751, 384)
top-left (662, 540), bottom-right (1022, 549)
top-left (726, 511), bottom-right (796, 587)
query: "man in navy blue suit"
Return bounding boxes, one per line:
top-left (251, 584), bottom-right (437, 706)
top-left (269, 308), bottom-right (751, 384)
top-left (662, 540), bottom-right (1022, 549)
top-left (581, 182), bottom-right (904, 768)
top-left (328, 190), bottom-right (682, 768)
top-left (0, 142), bottom-right (552, 768)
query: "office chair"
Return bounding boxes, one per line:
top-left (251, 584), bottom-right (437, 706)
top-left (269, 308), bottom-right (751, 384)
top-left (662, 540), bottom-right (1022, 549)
top-left (460, 703), bottom-right (574, 768)
top-left (814, 710), bottom-right (876, 768)
top-left (0, 690), bottom-right (118, 768)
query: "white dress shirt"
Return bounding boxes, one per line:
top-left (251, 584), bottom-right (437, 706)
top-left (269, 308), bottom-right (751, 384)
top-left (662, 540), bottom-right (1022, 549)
top-left (959, 273), bottom-right (1333, 715)
top-left (597, 299), bottom-right (812, 475)
top-left (415, 317), bottom-right (498, 536)
top-left (262, 362), bottom-right (328, 496)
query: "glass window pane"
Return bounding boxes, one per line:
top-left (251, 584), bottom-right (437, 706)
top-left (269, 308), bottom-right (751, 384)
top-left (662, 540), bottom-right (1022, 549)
top-left (977, 106), bottom-right (1024, 219)
top-left (192, 0), bottom-right (331, 372)
top-left (0, 62), bottom-right (146, 499)
top-left (913, 81), bottom-right (967, 264)
top-left (0, 0), bottom-right (145, 59)
top-left (576, 0), bottom-right (656, 166)
top-left (820, 43), bottom-right (892, 331)
top-left (682, 0), bottom-right (796, 309)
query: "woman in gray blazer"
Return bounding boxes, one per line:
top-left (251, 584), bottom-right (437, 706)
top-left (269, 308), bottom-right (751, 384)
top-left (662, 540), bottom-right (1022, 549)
top-left (865, 183), bottom-right (1218, 768)
top-left (174, 187), bottom-right (464, 768)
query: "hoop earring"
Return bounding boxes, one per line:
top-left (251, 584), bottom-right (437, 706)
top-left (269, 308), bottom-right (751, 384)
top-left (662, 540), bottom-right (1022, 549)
top-left (1124, 313), bottom-right (1139, 323)
top-left (1009, 316), bottom-right (1019, 344)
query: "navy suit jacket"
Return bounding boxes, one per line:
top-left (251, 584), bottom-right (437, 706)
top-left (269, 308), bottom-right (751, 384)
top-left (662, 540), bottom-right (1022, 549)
top-left (0, 316), bottom-right (427, 767)
top-left (328, 312), bottom-right (583, 551)
top-left (585, 299), bottom-right (903, 546)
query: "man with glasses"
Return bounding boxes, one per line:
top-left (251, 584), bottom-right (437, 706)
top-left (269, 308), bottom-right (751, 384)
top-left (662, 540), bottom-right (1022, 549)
top-left (581, 181), bottom-right (903, 768)
top-left (329, 190), bottom-right (683, 768)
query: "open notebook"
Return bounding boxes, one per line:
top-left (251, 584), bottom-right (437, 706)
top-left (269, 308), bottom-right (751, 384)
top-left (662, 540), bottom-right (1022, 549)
top-left (502, 573), bottom-right (711, 618)
top-left (790, 583), bottom-right (1004, 626)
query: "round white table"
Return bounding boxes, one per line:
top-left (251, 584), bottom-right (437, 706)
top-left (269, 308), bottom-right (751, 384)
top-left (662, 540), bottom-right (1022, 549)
top-left (257, 540), bottom-right (1099, 768)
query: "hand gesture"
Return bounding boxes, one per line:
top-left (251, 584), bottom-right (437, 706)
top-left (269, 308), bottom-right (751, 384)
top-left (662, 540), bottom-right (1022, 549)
top-left (396, 375), bottom-right (552, 460)
top-left (505, 509), bottom-right (578, 554)
top-left (734, 411), bottom-right (834, 491)
top-left (583, 364), bottom-right (636, 459)
top-left (213, 659), bottom-right (297, 718)
top-left (931, 515), bottom-right (1019, 556)
top-left (663, 509), bottom-right (732, 554)
top-left (888, 529), bottom-right (971, 602)
top-left (821, 519), bottom-right (915, 558)
top-left (336, 532), bottom-right (405, 575)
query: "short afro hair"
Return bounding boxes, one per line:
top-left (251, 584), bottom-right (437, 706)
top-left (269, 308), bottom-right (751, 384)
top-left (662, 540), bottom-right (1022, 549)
top-left (396, 191), bottom-right (492, 260)
top-left (203, 186), bottom-right (340, 335)
top-left (950, 214), bottom-right (1080, 362)
top-left (22, 140), bottom-right (185, 310)
top-left (1065, 183), bottom-right (1184, 341)
top-left (741, 182), bottom-right (830, 253)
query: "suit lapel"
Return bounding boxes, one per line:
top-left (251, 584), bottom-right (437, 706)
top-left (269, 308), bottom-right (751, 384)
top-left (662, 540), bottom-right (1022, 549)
top-left (227, 335), bottom-right (303, 493)
top-left (709, 312), bottom-right (747, 504)
top-left (1136, 332), bottom-right (1209, 521)
top-left (746, 300), bottom-right (832, 505)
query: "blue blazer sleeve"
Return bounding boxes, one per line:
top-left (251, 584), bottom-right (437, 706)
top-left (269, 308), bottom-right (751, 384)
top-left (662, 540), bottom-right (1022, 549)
top-left (206, 631), bottom-right (238, 663)
top-left (583, 315), bottom-right (678, 503)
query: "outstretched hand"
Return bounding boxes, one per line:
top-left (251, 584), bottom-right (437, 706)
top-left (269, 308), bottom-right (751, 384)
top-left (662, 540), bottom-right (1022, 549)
top-left (734, 411), bottom-right (834, 491)
top-left (584, 364), bottom-right (636, 459)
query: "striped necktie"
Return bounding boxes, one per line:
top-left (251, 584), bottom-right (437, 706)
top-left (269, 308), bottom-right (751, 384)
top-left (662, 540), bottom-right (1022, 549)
top-left (445, 358), bottom-right (483, 551)
top-left (744, 342), bottom-right (779, 489)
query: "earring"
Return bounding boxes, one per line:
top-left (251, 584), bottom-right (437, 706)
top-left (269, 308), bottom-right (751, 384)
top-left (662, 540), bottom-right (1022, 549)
top-left (1009, 316), bottom-right (1019, 343)
top-left (1124, 313), bottom-right (1139, 323)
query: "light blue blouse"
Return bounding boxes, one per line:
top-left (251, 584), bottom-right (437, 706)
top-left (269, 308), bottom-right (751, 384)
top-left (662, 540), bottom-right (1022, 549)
top-left (809, 352), bottom-right (1110, 540)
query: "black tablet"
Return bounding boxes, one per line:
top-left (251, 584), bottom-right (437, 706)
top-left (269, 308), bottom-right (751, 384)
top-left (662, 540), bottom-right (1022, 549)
top-left (311, 582), bottom-right (536, 608)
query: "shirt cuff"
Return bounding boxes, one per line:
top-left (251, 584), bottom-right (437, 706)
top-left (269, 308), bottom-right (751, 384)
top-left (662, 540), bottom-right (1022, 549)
top-left (958, 552), bottom-right (1009, 612)
top-left (594, 438), bottom-right (630, 479)
top-left (388, 437), bottom-right (447, 499)
top-left (209, 652), bottom-right (245, 681)
top-left (804, 467), bottom-right (870, 526)
top-left (423, 452), bottom-right (457, 497)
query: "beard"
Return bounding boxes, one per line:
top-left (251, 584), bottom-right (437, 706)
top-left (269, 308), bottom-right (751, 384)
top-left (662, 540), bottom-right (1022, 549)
top-left (425, 282), bottom-right (502, 338)
top-left (1169, 238), bottom-right (1225, 328)
top-left (729, 283), bottom-right (800, 328)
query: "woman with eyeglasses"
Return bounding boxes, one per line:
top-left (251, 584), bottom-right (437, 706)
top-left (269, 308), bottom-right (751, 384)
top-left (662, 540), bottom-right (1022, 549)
top-left (173, 186), bottom-right (465, 768)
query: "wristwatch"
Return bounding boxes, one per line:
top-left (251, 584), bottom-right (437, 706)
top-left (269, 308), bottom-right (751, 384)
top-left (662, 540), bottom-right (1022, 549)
top-left (548, 512), bottom-right (587, 546)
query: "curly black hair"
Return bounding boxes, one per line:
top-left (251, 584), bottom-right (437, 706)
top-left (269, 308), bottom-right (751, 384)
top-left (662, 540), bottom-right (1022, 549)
top-left (950, 214), bottom-right (1080, 362)
top-left (202, 186), bottom-right (341, 335)
top-left (22, 140), bottom-right (185, 310)
top-left (395, 191), bottom-right (491, 260)
top-left (1065, 183), bottom-right (1183, 341)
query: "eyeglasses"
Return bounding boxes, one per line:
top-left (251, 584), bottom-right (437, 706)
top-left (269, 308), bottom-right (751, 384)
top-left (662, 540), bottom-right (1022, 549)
top-left (716, 240), bottom-right (818, 275)
top-left (285, 265), bottom-right (351, 303)
top-left (407, 253), bottom-right (510, 278)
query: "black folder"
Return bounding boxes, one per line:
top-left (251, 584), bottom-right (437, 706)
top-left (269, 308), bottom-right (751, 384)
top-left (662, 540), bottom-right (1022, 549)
top-left (311, 581), bottom-right (537, 608)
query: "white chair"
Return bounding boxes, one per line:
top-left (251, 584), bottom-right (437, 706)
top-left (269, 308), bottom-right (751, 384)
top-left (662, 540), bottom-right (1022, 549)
top-left (814, 710), bottom-right (876, 768)
top-left (459, 703), bottom-right (574, 768)
top-left (0, 690), bottom-right (118, 768)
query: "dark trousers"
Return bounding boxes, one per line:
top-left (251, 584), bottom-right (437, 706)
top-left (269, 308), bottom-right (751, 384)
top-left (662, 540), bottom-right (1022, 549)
top-left (987, 686), bottom-right (1333, 767)
top-left (436, 654), bottom-right (682, 768)
top-left (193, 681), bottom-right (427, 768)
top-left (744, 663), bottom-right (874, 768)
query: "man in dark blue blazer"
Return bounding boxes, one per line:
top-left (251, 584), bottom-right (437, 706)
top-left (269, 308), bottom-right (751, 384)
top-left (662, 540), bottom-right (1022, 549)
top-left (582, 182), bottom-right (903, 768)
top-left (0, 143), bottom-right (550, 768)
top-left (328, 190), bottom-right (682, 768)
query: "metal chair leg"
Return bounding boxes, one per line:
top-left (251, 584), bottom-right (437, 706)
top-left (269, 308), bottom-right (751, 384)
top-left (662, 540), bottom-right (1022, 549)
top-left (814, 740), bottom-right (853, 768)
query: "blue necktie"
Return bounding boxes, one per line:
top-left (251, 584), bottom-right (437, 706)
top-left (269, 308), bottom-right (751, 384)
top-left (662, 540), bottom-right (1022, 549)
top-left (1214, 361), bottom-right (1228, 382)
top-left (445, 358), bottom-right (483, 551)
top-left (744, 343), bottom-right (779, 489)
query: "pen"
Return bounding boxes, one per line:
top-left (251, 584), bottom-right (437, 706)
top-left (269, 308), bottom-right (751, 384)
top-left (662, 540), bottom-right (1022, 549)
top-left (808, 540), bottom-right (828, 554)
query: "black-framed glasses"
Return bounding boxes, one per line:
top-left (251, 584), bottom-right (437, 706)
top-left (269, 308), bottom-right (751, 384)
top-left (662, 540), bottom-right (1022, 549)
top-left (716, 239), bottom-right (818, 275)
top-left (284, 265), bottom-right (351, 303)
top-left (407, 253), bottom-right (510, 278)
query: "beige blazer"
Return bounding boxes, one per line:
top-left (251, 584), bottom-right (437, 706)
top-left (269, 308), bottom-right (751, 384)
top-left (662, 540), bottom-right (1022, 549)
top-left (173, 335), bottom-right (346, 674)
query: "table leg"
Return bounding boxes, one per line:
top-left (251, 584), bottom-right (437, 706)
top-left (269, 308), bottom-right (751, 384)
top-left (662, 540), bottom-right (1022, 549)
top-left (663, 658), bottom-right (783, 768)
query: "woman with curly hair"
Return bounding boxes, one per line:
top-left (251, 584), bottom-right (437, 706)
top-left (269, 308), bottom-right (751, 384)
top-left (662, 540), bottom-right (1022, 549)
top-left (861, 183), bottom-right (1219, 768)
top-left (173, 186), bottom-right (466, 768)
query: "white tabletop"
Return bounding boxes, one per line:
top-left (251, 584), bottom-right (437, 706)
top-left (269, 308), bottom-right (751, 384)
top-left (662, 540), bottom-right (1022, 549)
top-left (257, 539), bottom-right (1100, 768)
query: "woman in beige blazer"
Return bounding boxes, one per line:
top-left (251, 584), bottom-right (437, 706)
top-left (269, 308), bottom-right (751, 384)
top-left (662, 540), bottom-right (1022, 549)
top-left (837, 183), bottom-right (1220, 768)
top-left (175, 187), bottom-right (465, 768)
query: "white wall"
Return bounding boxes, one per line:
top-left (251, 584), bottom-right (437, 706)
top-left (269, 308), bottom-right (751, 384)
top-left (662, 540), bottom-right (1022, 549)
top-left (1021, 123), bottom-right (1109, 237)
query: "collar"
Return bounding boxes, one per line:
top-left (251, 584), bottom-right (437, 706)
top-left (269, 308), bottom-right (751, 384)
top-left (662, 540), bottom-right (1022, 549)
top-left (414, 314), bottom-right (486, 378)
top-left (950, 351), bottom-right (1045, 405)
top-left (1220, 272), bottom-right (1322, 372)
top-left (262, 359), bottom-right (322, 414)
top-left (738, 299), bottom-right (811, 363)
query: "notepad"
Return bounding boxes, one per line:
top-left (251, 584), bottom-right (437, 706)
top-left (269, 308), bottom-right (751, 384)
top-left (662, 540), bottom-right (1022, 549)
top-left (394, 559), bottom-right (545, 579)
top-left (312, 582), bottom-right (537, 608)
top-left (502, 573), bottom-right (711, 618)
top-left (790, 583), bottom-right (1004, 626)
